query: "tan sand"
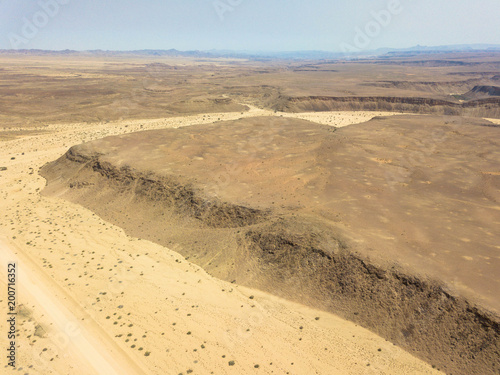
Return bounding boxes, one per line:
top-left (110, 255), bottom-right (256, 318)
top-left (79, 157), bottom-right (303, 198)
top-left (485, 118), bottom-right (500, 125)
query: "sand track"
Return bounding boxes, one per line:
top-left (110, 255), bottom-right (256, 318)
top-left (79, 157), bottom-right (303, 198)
top-left (0, 237), bottom-right (145, 375)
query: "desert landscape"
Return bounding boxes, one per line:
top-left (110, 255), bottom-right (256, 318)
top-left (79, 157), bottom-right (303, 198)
top-left (1, 50), bottom-right (499, 375)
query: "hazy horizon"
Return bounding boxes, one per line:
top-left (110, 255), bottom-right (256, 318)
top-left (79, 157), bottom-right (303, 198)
top-left (1, 0), bottom-right (500, 52)
top-left (3, 43), bottom-right (500, 54)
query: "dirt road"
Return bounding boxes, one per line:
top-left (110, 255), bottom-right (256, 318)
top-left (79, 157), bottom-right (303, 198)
top-left (0, 237), bottom-right (145, 374)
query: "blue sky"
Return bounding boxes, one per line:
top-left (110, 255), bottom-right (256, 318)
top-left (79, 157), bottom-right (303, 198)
top-left (1, 0), bottom-right (499, 51)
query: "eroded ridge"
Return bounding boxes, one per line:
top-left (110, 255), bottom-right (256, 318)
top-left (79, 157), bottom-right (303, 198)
top-left (41, 115), bottom-right (500, 375)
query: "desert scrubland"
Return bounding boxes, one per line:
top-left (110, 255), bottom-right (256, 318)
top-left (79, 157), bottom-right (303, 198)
top-left (1, 51), bottom-right (500, 374)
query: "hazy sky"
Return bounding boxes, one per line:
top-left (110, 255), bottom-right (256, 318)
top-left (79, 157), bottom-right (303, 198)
top-left (1, 0), bottom-right (499, 51)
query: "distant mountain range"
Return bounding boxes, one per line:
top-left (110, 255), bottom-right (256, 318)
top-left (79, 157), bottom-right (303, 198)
top-left (1, 44), bottom-right (499, 60)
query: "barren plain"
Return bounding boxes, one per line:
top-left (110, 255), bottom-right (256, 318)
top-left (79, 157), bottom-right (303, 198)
top-left (1, 52), bottom-right (500, 374)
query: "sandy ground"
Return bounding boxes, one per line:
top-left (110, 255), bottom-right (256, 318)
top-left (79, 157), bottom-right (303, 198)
top-left (485, 118), bottom-right (500, 125)
top-left (0, 109), bottom-right (442, 374)
top-left (0, 238), bottom-right (144, 375)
